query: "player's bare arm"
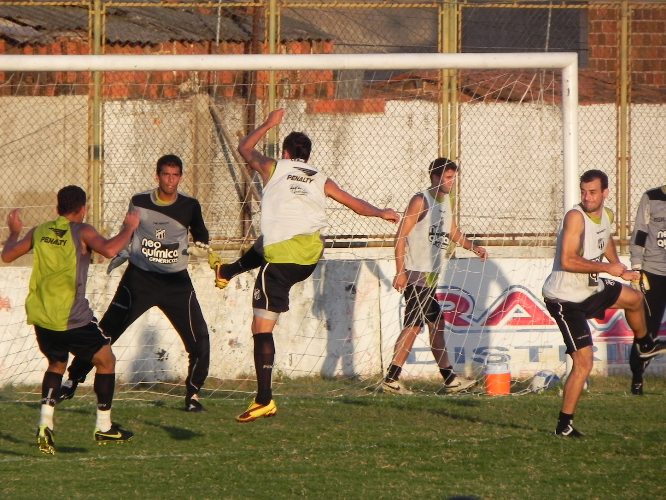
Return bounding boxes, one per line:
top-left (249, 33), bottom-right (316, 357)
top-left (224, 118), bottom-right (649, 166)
top-left (1, 209), bottom-right (35, 263)
top-left (603, 236), bottom-right (640, 282)
top-left (81, 210), bottom-right (140, 258)
top-left (560, 209), bottom-right (626, 277)
top-left (238, 108), bottom-right (285, 184)
top-left (392, 193), bottom-right (426, 292)
top-left (450, 219), bottom-right (488, 260)
top-left (324, 179), bottom-right (400, 223)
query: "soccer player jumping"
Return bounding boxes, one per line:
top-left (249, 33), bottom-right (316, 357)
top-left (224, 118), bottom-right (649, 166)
top-left (233, 108), bottom-right (400, 422)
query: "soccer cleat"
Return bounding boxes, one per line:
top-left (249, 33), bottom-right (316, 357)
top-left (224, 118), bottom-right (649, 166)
top-left (631, 381), bottom-right (644, 396)
top-left (94, 423), bottom-right (134, 445)
top-left (379, 379), bottom-right (413, 395)
top-left (554, 424), bottom-right (584, 438)
top-left (36, 425), bottom-right (55, 455)
top-left (57, 380), bottom-right (78, 404)
top-left (438, 376), bottom-right (477, 394)
top-left (185, 397), bottom-right (205, 413)
top-left (636, 340), bottom-right (666, 359)
top-left (236, 400), bottom-right (277, 423)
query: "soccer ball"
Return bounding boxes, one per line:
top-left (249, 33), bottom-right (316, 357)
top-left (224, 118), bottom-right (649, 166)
top-left (530, 370), bottom-right (561, 393)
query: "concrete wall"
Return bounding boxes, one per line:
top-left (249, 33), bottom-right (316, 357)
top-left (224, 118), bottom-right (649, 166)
top-left (2, 256), bottom-right (663, 388)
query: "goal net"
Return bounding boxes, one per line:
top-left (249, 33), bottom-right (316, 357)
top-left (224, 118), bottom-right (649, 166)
top-left (0, 52), bottom-right (586, 402)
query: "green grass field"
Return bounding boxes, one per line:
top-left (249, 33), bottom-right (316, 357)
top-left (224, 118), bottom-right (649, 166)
top-left (1, 376), bottom-right (665, 499)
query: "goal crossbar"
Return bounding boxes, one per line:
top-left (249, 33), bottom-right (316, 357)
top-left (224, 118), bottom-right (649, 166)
top-left (0, 51), bottom-right (579, 210)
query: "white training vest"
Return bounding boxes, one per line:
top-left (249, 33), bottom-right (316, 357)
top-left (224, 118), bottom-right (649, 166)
top-left (405, 189), bottom-right (453, 274)
top-left (542, 204), bottom-right (613, 303)
top-left (261, 159), bottom-right (328, 246)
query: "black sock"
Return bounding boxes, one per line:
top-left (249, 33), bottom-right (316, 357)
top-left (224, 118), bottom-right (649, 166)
top-left (386, 364), bottom-right (402, 382)
top-left (41, 371), bottom-right (63, 406)
top-left (67, 356), bottom-right (93, 384)
top-left (94, 373), bottom-right (115, 411)
top-left (636, 335), bottom-right (655, 350)
top-left (221, 245), bottom-right (264, 280)
top-left (253, 333), bottom-right (275, 405)
top-left (629, 342), bottom-right (643, 375)
top-left (557, 411), bottom-right (573, 431)
top-left (440, 366), bottom-right (455, 384)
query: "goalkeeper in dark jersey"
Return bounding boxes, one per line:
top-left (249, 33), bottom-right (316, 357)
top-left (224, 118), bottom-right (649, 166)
top-left (60, 154), bottom-right (213, 412)
top-left (628, 184), bottom-right (666, 395)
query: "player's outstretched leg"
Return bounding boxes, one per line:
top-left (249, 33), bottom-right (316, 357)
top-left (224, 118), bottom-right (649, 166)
top-left (215, 240), bottom-right (265, 290)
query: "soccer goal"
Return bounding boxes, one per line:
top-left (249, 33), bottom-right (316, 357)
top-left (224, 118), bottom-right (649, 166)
top-left (0, 52), bottom-right (581, 401)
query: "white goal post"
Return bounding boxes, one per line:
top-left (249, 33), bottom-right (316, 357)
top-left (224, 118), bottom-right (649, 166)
top-left (0, 52), bottom-right (579, 209)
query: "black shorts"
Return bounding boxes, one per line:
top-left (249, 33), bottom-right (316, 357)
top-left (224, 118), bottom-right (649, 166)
top-left (253, 262), bottom-right (318, 313)
top-left (403, 284), bottom-right (441, 328)
top-left (35, 321), bottom-right (110, 364)
top-left (100, 264), bottom-right (208, 346)
top-left (545, 279), bottom-right (623, 354)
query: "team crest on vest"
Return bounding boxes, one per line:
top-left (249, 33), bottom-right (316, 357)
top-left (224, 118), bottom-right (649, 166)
top-left (428, 224), bottom-right (451, 249)
top-left (155, 228), bottom-right (166, 240)
top-left (597, 238), bottom-right (605, 251)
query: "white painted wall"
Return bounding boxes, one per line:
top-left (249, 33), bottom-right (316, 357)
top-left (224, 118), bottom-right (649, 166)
top-left (2, 255), bottom-right (663, 388)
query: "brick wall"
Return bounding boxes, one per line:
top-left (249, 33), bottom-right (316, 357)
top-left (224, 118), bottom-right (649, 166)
top-left (587, 5), bottom-right (666, 99)
top-left (0, 39), bottom-right (335, 100)
top-left (630, 7), bottom-right (666, 88)
top-left (587, 7), bottom-right (619, 79)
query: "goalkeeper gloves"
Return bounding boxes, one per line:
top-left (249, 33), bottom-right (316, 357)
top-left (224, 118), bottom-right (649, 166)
top-left (186, 242), bottom-right (228, 290)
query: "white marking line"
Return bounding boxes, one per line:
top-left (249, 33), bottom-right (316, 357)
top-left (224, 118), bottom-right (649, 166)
top-left (0, 451), bottom-right (219, 464)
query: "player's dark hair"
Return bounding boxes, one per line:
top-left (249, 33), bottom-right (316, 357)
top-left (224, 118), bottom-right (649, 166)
top-left (156, 154), bottom-right (183, 175)
top-left (428, 157), bottom-right (458, 180)
top-left (282, 132), bottom-right (311, 162)
top-left (57, 185), bottom-right (86, 216)
top-left (580, 169), bottom-right (608, 190)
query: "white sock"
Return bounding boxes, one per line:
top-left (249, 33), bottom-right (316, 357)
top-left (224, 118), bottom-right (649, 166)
top-left (96, 409), bottom-right (112, 432)
top-left (39, 404), bottom-right (55, 430)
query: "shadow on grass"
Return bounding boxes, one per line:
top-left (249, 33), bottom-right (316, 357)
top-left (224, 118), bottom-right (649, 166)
top-left (337, 393), bottom-right (541, 432)
top-left (0, 430), bottom-right (26, 446)
top-left (141, 420), bottom-right (203, 441)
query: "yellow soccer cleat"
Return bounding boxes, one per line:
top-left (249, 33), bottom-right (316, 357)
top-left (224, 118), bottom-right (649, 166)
top-left (36, 425), bottom-right (55, 455)
top-left (236, 400), bottom-right (277, 423)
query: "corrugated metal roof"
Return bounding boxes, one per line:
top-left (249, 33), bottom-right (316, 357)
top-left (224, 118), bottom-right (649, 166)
top-left (0, 5), bottom-right (331, 46)
top-left (0, 6), bottom-right (87, 44)
top-left (284, 7), bottom-right (438, 54)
